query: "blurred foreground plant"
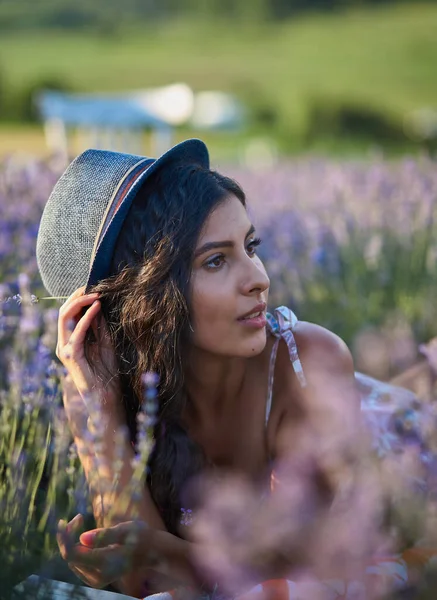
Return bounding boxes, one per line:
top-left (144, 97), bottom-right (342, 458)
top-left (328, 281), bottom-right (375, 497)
top-left (0, 278), bottom-right (160, 599)
top-left (0, 275), bottom-right (79, 596)
top-left (185, 405), bottom-right (437, 599)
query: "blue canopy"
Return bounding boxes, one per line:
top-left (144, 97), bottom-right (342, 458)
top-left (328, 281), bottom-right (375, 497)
top-left (37, 91), bottom-right (170, 129)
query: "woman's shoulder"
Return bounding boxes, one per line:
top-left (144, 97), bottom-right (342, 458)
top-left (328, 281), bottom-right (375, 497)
top-left (268, 305), bottom-right (353, 378)
top-left (267, 310), bottom-right (360, 464)
top-left (292, 320), bottom-right (353, 372)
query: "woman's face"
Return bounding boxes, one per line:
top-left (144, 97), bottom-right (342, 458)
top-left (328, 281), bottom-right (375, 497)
top-left (190, 195), bottom-right (270, 358)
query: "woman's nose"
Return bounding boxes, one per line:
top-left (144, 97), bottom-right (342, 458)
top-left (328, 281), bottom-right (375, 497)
top-left (240, 258), bottom-right (270, 296)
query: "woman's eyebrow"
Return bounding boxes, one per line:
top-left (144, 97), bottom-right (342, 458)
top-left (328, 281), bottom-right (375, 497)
top-left (194, 224), bottom-right (256, 258)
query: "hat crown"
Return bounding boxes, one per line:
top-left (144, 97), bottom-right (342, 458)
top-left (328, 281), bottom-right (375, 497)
top-left (36, 139), bottom-right (209, 299)
top-left (36, 149), bottom-right (146, 298)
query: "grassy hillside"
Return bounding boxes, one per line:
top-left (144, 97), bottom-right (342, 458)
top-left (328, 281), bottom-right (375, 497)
top-left (1, 2), bottom-right (437, 155)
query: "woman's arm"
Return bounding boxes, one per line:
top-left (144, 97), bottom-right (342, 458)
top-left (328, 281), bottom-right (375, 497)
top-left (256, 323), bottom-right (364, 581)
top-left (55, 289), bottom-right (203, 595)
top-left (273, 322), bottom-right (362, 482)
top-left (62, 376), bottom-right (201, 596)
top-left (63, 375), bottom-right (164, 530)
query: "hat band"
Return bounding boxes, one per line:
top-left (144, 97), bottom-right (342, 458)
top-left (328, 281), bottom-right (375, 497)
top-left (90, 157), bottom-right (154, 266)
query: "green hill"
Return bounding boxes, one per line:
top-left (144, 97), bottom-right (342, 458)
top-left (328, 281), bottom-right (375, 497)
top-left (1, 2), bottom-right (437, 152)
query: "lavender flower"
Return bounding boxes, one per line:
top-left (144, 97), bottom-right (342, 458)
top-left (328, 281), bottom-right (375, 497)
top-left (3, 153), bottom-right (437, 597)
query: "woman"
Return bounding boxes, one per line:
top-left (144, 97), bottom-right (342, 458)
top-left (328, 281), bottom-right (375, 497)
top-left (36, 140), bottom-right (428, 599)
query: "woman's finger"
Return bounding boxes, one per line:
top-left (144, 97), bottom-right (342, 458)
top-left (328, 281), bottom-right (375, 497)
top-left (57, 526), bottom-right (127, 576)
top-left (57, 305), bottom-right (101, 383)
top-left (68, 563), bottom-right (107, 588)
top-left (56, 520), bottom-right (75, 561)
top-left (66, 513), bottom-right (85, 535)
top-left (80, 520), bottom-right (147, 549)
top-left (56, 515), bottom-right (85, 560)
top-left (59, 286), bottom-right (87, 312)
top-left (65, 544), bottom-right (132, 581)
top-left (59, 286), bottom-right (90, 325)
top-left (65, 300), bottom-right (101, 349)
top-left (58, 290), bottom-right (99, 331)
top-left (58, 294), bottom-right (100, 351)
top-left (68, 562), bottom-right (94, 586)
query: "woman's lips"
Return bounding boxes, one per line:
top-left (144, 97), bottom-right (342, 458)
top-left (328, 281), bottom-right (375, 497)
top-left (237, 302), bottom-right (267, 320)
top-left (237, 311), bottom-right (267, 329)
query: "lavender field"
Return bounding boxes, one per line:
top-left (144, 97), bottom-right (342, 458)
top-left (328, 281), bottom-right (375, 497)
top-left (234, 157), bottom-right (437, 378)
top-left (2, 154), bottom-right (437, 598)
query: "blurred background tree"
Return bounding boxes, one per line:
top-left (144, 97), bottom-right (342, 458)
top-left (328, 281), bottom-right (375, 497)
top-left (0, 0), bottom-right (435, 28)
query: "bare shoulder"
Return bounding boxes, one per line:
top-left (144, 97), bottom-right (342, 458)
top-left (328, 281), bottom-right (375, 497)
top-left (270, 321), bottom-right (361, 463)
top-left (270, 319), bottom-right (359, 429)
top-left (274, 320), bottom-right (355, 384)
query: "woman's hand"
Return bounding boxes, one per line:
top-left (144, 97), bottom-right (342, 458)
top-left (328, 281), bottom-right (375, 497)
top-left (56, 514), bottom-right (153, 591)
top-left (56, 514), bottom-right (190, 595)
top-left (56, 285), bottom-right (122, 417)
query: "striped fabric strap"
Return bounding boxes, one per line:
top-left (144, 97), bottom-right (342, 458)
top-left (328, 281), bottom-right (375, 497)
top-left (90, 157), bottom-right (154, 266)
top-left (142, 593), bottom-right (175, 600)
top-left (265, 306), bottom-right (307, 426)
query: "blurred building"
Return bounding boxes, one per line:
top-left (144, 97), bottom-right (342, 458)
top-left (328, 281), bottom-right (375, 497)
top-left (36, 83), bottom-right (245, 159)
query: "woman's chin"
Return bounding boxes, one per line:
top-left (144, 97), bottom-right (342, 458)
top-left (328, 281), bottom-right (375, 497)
top-left (240, 331), bottom-right (267, 357)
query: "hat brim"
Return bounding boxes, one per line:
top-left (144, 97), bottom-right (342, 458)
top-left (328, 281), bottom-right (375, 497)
top-left (85, 138), bottom-right (209, 292)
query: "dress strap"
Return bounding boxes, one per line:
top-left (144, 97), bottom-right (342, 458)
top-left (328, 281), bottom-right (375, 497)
top-left (265, 306), bottom-right (307, 426)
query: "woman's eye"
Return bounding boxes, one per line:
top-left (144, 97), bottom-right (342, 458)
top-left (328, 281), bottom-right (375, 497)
top-left (247, 237), bottom-right (262, 256)
top-left (203, 238), bottom-right (262, 271)
top-left (205, 255), bottom-right (224, 270)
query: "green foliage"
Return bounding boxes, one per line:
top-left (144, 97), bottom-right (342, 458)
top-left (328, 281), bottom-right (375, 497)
top-left (0, 361), bottom-right (75, 595)
top-left (0, 73), bottom-right (72, 123)
top-left (0, 0), bottom-right (436, 30)
top-left (19, 76), bottom-right (73, 123)
top-left (1, 2), bottom-right (437, 153)
top-left (0, 0), bottom-right (146, 32)
top-left (0, 283), bottom-right (92, 596)
top-left (0, 64), bottom-right (6, 119)
top-left (304, 96), bottom-right (409, 145)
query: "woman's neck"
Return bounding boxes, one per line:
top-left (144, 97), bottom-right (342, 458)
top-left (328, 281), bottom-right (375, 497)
top-left (183, 349), bottom-right (250, 429)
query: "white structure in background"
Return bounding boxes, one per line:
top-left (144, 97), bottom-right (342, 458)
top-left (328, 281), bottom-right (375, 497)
top-left (190, 91), bottom-right (244, 130)
top-left (130, 83), bottom-right (194, 127)
top-left (404, 107), bottom-right (437, 142)
top-left (36, 83), bottom-right (245, 160)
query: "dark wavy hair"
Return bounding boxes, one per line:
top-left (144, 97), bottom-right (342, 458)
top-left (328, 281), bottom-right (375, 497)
top-left (84, 161), bottom-right (246, 535)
